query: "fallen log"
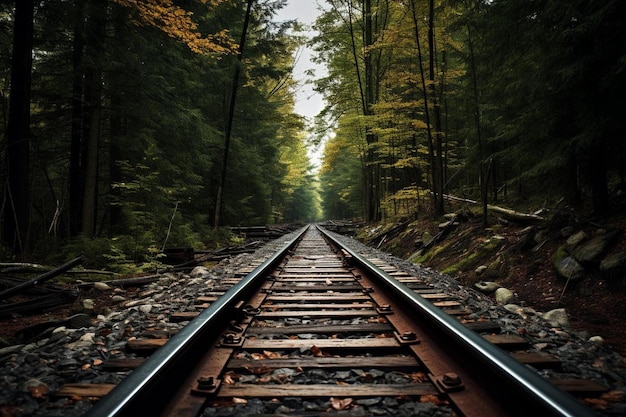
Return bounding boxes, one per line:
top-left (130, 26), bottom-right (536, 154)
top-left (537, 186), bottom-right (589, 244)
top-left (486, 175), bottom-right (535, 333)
top-left (0, 255), bottom-right (84, 301)
top-left (441, 194), bottom-right (545, 223)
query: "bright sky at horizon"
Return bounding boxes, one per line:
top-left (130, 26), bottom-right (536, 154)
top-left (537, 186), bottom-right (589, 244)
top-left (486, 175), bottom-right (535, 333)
top-left (274, 1), bottom-right (325, 120)
top-left (274, 1), bottom-right (327, 168)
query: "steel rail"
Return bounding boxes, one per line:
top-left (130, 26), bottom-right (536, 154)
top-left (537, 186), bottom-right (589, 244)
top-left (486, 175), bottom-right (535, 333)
top-left (318, 225), bottom-right (596, 417)
top-left (83, 225), bottom-right (309, 417)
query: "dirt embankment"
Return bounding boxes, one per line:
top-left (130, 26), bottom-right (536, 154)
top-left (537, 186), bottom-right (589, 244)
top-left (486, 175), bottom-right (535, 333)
top-left (356, 210), bottom-right (626, 356)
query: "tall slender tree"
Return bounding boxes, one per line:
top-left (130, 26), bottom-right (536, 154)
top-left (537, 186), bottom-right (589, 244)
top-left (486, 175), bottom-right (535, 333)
top-left (3, 0), bottom-right (34, 253)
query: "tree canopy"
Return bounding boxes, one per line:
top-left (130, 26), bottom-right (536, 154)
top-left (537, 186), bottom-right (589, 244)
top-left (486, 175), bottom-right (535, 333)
top-left (1, 0), bottom-right (624, 263)
top-left (0, 0), bottom-right (321, 261)
top-left (313, 0), bottom-right (625, 222)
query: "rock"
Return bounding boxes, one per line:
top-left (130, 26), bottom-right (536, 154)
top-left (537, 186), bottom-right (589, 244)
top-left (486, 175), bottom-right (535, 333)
top-left (421, 231), bottom-right (433, 247)
top-left (573, 235), bottom-right (612, 263)
top-left (566, 231), bottom-right (588, 248)
top-left (111, 295), bottom-right (127, 304)
top-left (190, 266), bottom-right (210, 278)
top-left (495, 287), bottom-right (515, 305)
top-left (82, 299), bottom-right (95, 310)
top-left (561, 226), bottom-right (574, 238)
top-left (138, 304), bottom-right (153, 314)
top-left (543, 308), bottom-right (570, 328)
top-left (475, 265), bottom-right (488, 275)
top-left (65, 332), bottom-right (95, 349)
top-left (474, 281), bottom-right (500, 293)
top-left (65, 314), bottom-right (92, 329)
top-left (553, 252), bottom-right (586, 281)
top-left (503, 304), bottom-right (538, 317)
top-left (588, 335), bottom-right (604, 344)
top-left (0, 344), bottom-right (25, 358)
top-left (93, 282), bottom-right (111, 291)
top-left (600, 250), bottom-right (626, 275)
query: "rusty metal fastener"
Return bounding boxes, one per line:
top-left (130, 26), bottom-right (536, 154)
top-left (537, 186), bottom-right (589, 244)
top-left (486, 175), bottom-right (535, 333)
top-left (197, 376), bottom-right (215, 390)
top-left (224, 333), bottom-right (241, 344)
top-left (379, 304), bottom-right (392, 312)
top-left (442, 373), bottom-right (462, 386)
top-left (401, 331), bottom-right (417, 341)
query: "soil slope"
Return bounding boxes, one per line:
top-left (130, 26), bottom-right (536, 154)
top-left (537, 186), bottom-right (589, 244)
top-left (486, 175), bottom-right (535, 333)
top-left (357, 211), bottom-right (626, 355)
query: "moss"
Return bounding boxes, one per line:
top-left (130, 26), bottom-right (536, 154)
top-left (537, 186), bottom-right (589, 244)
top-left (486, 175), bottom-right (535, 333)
top-left (552, 244), bottom-right (569, 264)
top-left (441, 251), bottom-right (480, 276)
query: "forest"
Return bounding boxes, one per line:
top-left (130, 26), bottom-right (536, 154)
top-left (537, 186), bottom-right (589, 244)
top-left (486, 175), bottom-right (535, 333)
top-left (1, 0), bottom-right (625, 267)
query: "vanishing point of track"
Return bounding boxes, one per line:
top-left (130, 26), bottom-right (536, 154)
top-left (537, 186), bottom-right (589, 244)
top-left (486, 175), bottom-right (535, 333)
top-left (84, 225), bottom-right (597, 417)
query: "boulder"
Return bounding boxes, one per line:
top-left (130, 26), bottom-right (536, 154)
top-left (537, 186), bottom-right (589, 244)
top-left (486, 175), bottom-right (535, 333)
top-left (474, 281), bottom-right (500, 294)
top-left (573, 235), bottom-right (611, 263)
top-left (553, 246), bottom-right (585, 281)
top-left (495, 287), bottom-right (515, 305)
top-left (600, 250), bottom-right (626, 274)
top-left (190, 266), bottom-right (211, 278)
top-left (543, 308), bottom-right (570, 328)
top-left (93, 282), bottom-right (111, 291)
top-left (475, 265), bottom-right (488, 276)
top-left (566, 231), bottom-right (588, 249)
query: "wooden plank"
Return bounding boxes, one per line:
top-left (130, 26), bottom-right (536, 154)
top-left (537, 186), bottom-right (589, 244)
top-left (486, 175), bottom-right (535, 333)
top-left (443, 308), bottom-right (472, 316)
top-left (432, 300), bottom-right (462, 308)
top-left (482, 334), bottom-right (528, 349)
top-left (243, 338), bottom-right (400, 350)
top-left (247, 323), bottom-right (393, 335)
top-left (127, 338), bottom-right (168, 351)
top-left (170, 311), bottom-right (200, 322)
top-left (228, 355), bottom-right (420, 370)
top-left (269, 285), bottom-right (362, 291)
top-left (257, 309), bottom-right (379, 318)
top-left (510, 352), bottom-right (561, 369)
top-left (261, 303), bottom-right (374, 310)
top-left (418, 293), bottom-right (451, 300)
top-left (407, 283), bottom-right (434, 290)
top-left (463, 321), bottom-right (501, 333)
top-left (413, 288), bottom-right (445, 294)
top-left (54, 384), bottom-right (116, 398)
top-left (548, 379), bottom-right (607, 394)
top-left (275, 277), bottom-right (355, 282)
top-left (196, 296), bottom-right (218, 303)
top-left (217, 383), bottom-right (437, 397)
top-left (266, 295), bottom-right (370, 302)
top-left (102, 357), bottom-right (146, 370)
top-left (281, 268), bottom-right (351, 273)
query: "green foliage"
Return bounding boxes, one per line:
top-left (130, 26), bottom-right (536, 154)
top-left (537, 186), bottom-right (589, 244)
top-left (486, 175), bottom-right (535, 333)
top-left (314, 0), bottom-right (625, 221)
top-left (1, 0), bottom-right (321, 260)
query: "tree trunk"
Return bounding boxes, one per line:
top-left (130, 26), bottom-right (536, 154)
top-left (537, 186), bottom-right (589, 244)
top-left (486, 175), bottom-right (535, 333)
top-left (81, 0), bottom-right (107, 237)
top-left (214, 0), bottom-right (254, 228)
top-left (364, 0), bottom-right (380, 222)
top-left (409, 0), bottom-right (439, 216)
top-left (3, 0), bottom-right (34, 254)
top-left (428, 0), bottom-right (444, 216)
top-left (69, 0), bottom-right (86, 237)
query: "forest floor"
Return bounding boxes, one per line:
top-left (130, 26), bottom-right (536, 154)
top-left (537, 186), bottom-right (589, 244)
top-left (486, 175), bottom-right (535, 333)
top-left (356, 207), bottom-right (626, 356)
top-left (2, 211), bottom-right (625, 358)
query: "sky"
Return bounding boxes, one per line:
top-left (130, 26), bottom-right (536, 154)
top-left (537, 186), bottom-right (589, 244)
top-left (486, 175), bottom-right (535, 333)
top-left (274, 1), bottom-right (325, 120)
top-left (274, 1), bottom-right (327, 167)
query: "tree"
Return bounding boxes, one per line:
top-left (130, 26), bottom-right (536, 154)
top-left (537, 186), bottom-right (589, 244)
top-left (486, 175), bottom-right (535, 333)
top-left (3, 0), bottom-right (34, 254)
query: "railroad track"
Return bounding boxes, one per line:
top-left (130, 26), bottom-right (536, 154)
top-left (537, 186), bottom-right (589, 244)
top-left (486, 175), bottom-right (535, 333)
top-left (80, 225), bottom-right (600, 417)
